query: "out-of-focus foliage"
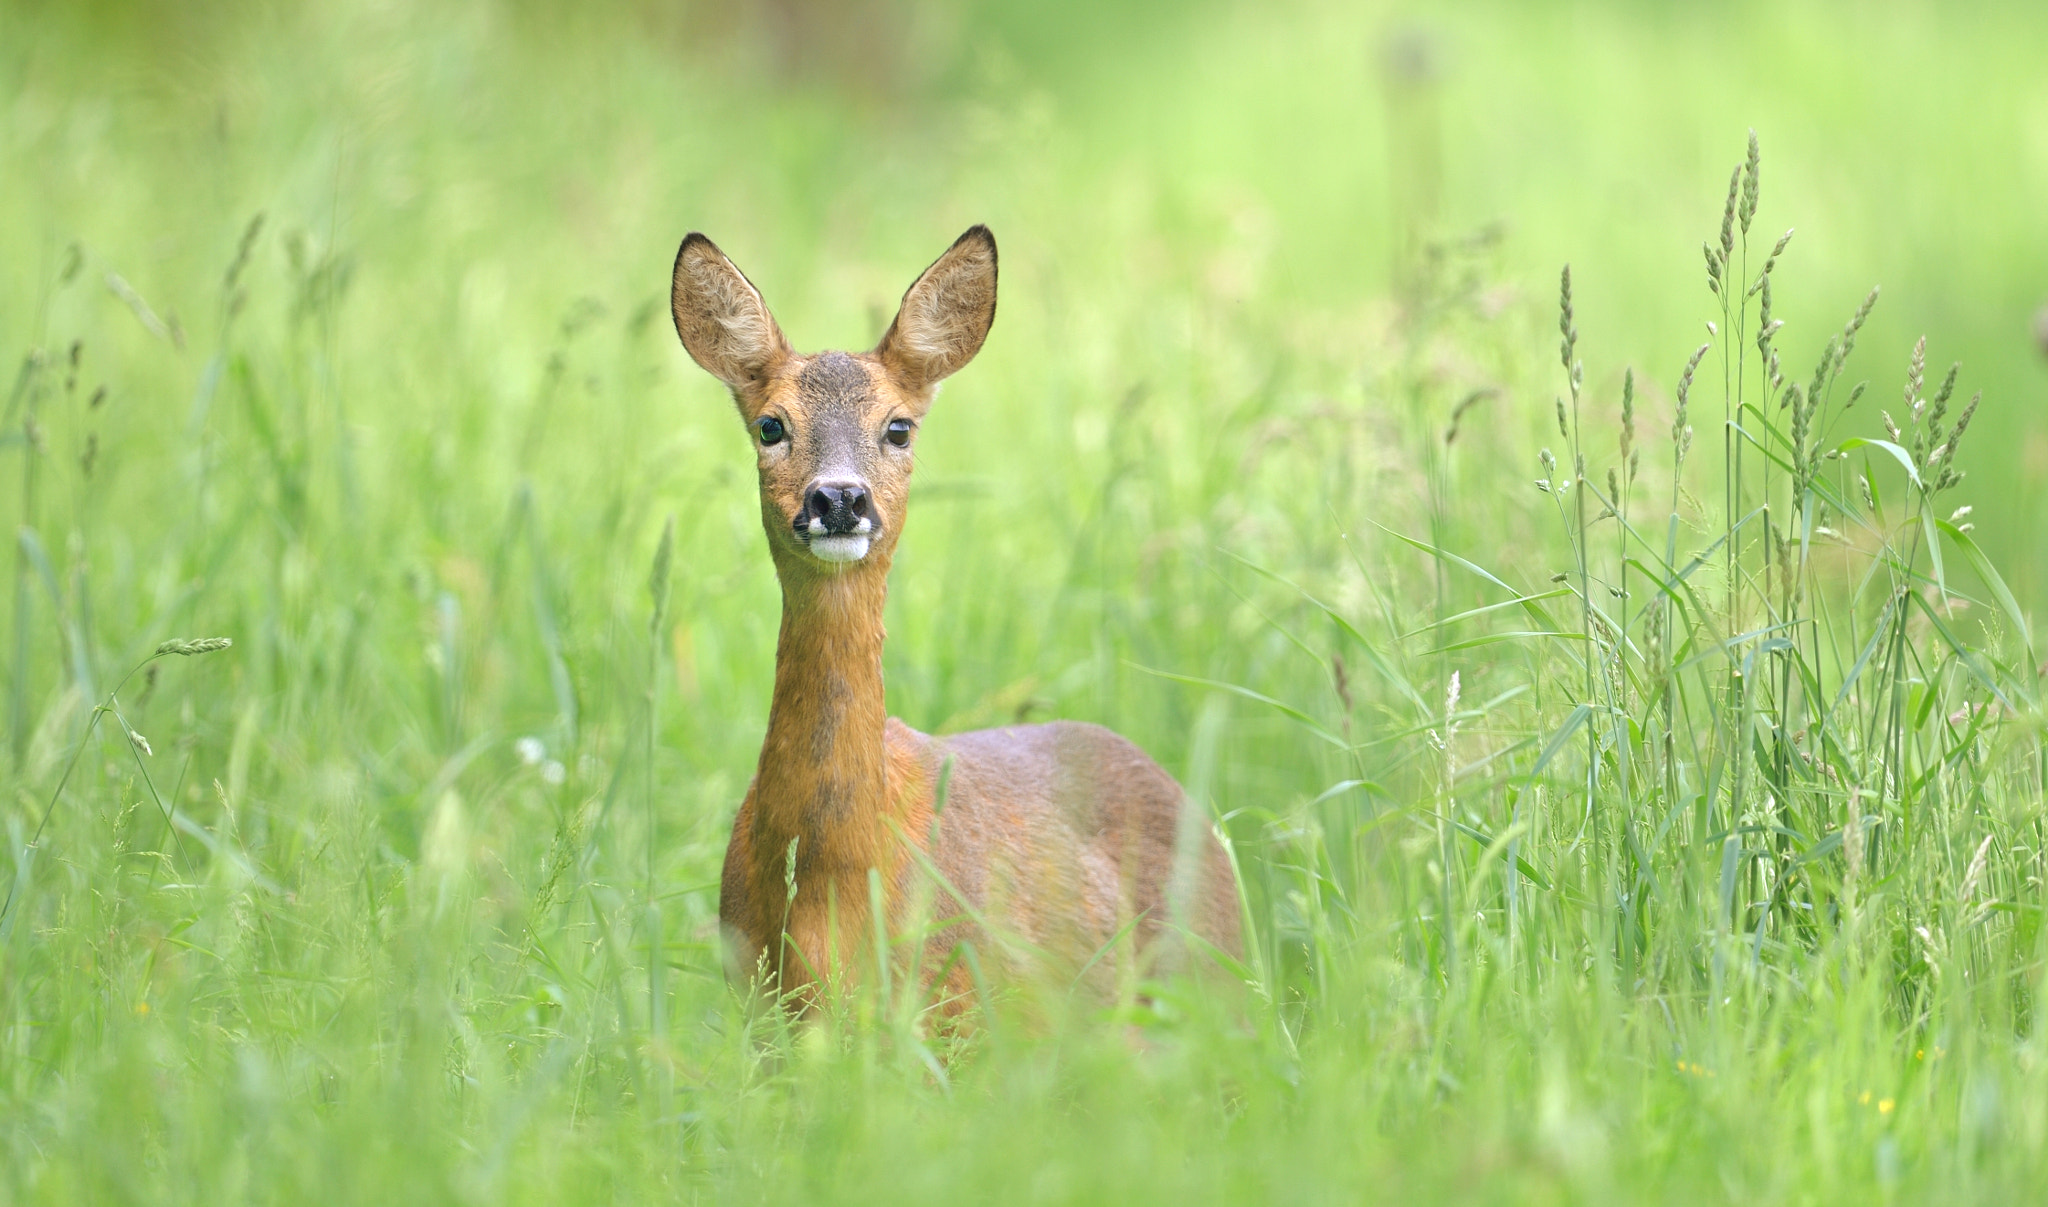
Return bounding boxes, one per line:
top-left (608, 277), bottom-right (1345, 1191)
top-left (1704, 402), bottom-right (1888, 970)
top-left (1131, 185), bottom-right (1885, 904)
top-left (4, 1), bottom-right (2048, 1202)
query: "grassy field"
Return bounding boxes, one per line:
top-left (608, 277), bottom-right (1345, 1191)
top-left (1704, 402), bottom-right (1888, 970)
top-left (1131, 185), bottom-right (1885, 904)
top-left (6, 0), bottom-right (2048, 1202)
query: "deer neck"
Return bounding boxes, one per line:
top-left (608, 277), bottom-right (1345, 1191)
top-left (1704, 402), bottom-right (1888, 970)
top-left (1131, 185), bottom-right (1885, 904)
top-left (753, 553), bottom-right (895, 874)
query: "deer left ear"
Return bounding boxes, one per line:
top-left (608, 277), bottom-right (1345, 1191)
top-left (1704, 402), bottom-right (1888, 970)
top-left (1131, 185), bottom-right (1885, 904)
top-left (875, 225), bottom-right (997, 396)
top-left (671, 233), bottom-right (790, 399)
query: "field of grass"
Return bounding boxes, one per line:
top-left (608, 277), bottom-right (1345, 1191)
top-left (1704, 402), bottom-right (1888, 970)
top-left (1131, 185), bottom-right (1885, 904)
top-left (6, 0), bottom-right (2048, 1202)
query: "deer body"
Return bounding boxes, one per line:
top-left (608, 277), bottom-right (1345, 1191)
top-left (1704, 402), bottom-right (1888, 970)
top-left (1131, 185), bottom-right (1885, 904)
top-left (671, 227), bottom-right (1241, 1008)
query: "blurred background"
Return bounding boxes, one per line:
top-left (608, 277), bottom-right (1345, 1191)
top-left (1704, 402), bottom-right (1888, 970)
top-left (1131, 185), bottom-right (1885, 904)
top-left (7, 0), bottom-right (2047, 582)
top-left (4, 1), bottom-right (2048, 1197)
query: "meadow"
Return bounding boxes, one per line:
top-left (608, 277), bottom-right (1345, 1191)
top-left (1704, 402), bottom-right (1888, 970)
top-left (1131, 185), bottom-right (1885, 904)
top-left (5, 0), bottom-right (2048, 1201)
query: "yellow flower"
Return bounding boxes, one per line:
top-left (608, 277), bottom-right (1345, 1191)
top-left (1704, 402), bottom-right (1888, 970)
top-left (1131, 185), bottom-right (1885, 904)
top-left (135, 1001), bottom-right (150, 1017)
top-left (1879, 1098), bottom-right (1896, 1115)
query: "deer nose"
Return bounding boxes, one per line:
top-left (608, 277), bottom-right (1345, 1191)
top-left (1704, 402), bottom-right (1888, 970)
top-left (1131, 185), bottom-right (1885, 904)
top-left (801, 480), bottom-right (873, 536)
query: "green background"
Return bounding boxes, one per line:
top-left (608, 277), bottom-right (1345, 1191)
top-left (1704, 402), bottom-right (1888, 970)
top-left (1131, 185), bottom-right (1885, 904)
top-left (5, 1), bottom-right (2048, 1202)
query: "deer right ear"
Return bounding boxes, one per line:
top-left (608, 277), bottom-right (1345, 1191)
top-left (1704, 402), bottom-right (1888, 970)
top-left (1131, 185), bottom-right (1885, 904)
top-left (670, 233), bottom-right (790, 396)
top-left (875, 225), bottom-right (998, 396)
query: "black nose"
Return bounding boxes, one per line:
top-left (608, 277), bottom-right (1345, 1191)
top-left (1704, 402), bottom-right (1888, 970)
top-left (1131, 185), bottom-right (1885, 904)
top-left (801, 480), bottom-right (872, 535)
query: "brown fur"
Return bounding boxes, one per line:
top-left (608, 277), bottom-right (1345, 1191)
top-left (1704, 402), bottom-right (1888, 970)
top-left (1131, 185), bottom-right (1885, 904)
top-left (672, 226), bottom-right (1242, 1012)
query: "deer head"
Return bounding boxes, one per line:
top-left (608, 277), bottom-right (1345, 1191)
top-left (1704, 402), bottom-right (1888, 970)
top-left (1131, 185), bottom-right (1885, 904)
top-left (670, 226), bottom-right (998, 573)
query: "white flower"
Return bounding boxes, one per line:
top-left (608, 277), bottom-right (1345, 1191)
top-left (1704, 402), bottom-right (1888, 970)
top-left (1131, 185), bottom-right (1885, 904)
top-left (514, 736), bottom-right (546, 766)
top-left (540, 760), bottom-right (567, 787)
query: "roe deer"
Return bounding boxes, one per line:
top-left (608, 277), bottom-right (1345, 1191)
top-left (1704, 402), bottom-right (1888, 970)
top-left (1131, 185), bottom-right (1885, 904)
top-left (669, 225), bottom-right (1242, 1012)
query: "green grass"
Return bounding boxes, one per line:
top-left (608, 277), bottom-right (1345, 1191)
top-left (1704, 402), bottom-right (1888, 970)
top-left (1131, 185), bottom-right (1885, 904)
top-left (6, 1), bottom-right (2048, 1202)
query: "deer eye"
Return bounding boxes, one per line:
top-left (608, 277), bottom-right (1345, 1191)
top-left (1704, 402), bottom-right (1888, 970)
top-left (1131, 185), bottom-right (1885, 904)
top-left (754, 416), bottom-right (787, 446)
top-left (884, 418), bottom-right (915, 448)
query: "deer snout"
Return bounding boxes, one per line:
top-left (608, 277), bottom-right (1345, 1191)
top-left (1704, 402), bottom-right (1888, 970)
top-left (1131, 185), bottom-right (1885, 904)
top-left (799, 480), bottom-right (875, 538)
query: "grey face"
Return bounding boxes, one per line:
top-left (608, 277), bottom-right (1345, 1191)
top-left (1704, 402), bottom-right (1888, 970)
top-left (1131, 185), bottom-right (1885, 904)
top-left (796, 354), bottom-right (880, 494)
top-left (750, 351), bottom-right (920, 567)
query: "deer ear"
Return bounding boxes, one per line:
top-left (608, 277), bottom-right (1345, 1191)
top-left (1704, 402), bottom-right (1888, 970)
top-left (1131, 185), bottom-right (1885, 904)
top-left (671, 233), bottom-right (790, 396)
top-left (875, 225), bottom-right (997, 395)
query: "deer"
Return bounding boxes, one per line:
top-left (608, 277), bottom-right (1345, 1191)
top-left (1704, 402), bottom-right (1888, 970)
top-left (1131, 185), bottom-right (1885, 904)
top-left (668, 225), bottom-right (1242, 1017)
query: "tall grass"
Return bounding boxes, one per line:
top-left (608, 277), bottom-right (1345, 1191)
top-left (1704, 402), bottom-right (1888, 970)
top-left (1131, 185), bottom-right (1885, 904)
top-left (6, 3), bottom-right (2048, 1203)
top-left (1257, 132), bottom-right (2043, 1054)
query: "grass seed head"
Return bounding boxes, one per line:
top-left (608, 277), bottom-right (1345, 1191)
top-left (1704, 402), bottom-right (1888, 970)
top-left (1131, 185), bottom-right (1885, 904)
top-left (1789, 384), bottom-right (1811, 481)
top-left (1961, 834), bottom-right (1995, 906)
top-left (1739, 130), bottom-right (1761, 234)
top-left (1926, 363), bottom-right (1959, 445)
top-left (1445, 388), bottom-right (1490, 446)
top-left (1807, 338), bottom-right (1837, 407)
top-left (1719, 166), bottom-right (1740, 262)
top-left (1619, 368), bottom-right (1635, 458)
top-left (1904, 336), bottom-right (1927, 410)
top-left (1557, 265), bottom-right (1577, 382)
top-left (225, 212), bottom-right (266, 292)
top-left (1838, 286), bottom-right (1880, 370)
top-left (1932, 362), bottom-right (1959, 409)
top-left (1673, 345), bottom-right (1708, 465)
top-left (1676, 343), bottom-right (1708, 417)
top-left (155, 637), bottom-right (233, 656)
top-left (1935, 391), bottom-right (1980, 474)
